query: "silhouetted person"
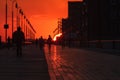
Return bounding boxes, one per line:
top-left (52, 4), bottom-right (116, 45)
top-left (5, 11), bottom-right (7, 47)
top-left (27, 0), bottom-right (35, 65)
top-left (39, 36), bottom-right (44, 49)
top-left (47, 35), bottom-right (52, 52)
top-left (7, 36), bottom-right (11, 49)
top-left (12, 27), bottom-right (25, 57)
top-left (35, 38), bottom-right (39, 47)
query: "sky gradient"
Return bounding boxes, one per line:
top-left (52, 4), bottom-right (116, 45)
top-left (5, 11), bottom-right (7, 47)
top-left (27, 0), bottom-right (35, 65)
top-left (0, 0), bottom-right (82, 41)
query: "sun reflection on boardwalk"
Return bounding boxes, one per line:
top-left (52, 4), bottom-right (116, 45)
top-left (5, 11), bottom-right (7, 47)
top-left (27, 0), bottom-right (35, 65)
top-left (53, 45), bottom-right (57, 61)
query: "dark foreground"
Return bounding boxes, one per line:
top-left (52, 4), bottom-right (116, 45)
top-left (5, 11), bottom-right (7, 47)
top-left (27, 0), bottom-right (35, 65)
top-left (0, 44), bottom-right (120, 80)
top-left (0, 45), bottom-right (50, 80)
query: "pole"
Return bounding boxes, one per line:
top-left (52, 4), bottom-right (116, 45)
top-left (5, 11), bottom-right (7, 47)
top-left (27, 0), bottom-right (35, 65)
top-left (12, 1), bottom-right (14, 37)
top-left (26, 26), bottom-right (27, 40)
top-left (24, 16), bottom-right (26, 33)
top-left (5, 0), bottom-right (7, 24)
top-left (15, 3), bottom-right (17, 28)
top-left (5, 0), bottom-right (8, 42)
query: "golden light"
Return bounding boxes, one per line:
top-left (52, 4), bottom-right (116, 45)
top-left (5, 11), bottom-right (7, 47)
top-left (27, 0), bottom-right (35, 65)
top-left (53, 33), bottom-right (62, 41)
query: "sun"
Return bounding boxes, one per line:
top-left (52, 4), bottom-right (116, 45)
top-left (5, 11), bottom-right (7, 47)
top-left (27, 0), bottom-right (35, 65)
top-left (53, 33), bottom-right (62, 41)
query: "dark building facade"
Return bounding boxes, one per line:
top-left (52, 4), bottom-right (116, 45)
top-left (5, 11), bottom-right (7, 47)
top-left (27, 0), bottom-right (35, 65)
top-left (62, 1), bottom-right (84, 47)
top-left (85, 0), bottom-right (120, 49)
top-left (62, 0), bottom-right (120, 49)
top-left (86, 0), bottom-right (120, 40)
top-left (68, 1), bottom-right (83, 32)
top-left (62, 18), bottom-right (69, 34)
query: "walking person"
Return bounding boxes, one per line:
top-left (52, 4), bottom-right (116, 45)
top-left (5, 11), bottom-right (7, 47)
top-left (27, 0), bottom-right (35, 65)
top-left (35, 38), bottom-right (39, 47)
top-left (39, 36), bottom-right (45, 50)
top-left (12, 27), bottom-right (25, 57)
top-left (47, 35), bottom-right (52, 52)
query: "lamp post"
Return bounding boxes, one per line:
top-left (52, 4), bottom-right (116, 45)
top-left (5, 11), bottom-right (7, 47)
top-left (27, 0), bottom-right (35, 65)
top-left (4, 0), bottom-right (9, 42)
top-left (23, 15), bottom-right (26, 34)
top-left (15, 3), bottom-right (19, 28)
top-left (11, 0), bottom-right (16, 37)
top-left (19, 9), bottom-right (23, 30)
top-left (15, 3), bottom-right (22, 29)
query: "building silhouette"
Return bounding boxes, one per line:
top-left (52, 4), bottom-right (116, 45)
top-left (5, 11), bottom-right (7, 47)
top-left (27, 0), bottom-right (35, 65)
top-left (86, 0), bottom-right (120, 49)
top-left (62, 0), bottom-right (120, 49)
top-left (62, 1), bottom-right (84, 47)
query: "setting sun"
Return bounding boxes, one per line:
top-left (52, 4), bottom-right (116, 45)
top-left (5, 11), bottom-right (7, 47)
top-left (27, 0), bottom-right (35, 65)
top-left (53, 33), bottom-right (62, 41)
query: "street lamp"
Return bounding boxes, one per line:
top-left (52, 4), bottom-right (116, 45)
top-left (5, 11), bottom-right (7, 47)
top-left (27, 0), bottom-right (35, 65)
top-left (11, 0), bottom-right (16, 37)
top-left (19, 9), bottom-right (24, 29)
top-left (16, 4), bottom-right (23, 29)
top-left (4, 0), bottom-right (9, 42)
top-left (15, 3), bottom-right (19, 27)
top-left (23, 15), bottom-right (26, 34)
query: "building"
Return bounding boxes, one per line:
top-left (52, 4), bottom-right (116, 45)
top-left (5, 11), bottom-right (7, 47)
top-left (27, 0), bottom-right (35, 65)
top-left (62, 1), bottom-right (85, 47)
top-left (85, 0), bottom-right (120, 49)
top-left (68, 1), bottom-right (83, 32)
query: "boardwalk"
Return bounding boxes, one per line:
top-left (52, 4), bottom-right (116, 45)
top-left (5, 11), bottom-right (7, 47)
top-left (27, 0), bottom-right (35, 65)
top-left (0, 45), bottom-right (50, 80)
top-left (45, 45), bottom-right (120, 80)
top-left (0, 44), bottom-right (120, 80)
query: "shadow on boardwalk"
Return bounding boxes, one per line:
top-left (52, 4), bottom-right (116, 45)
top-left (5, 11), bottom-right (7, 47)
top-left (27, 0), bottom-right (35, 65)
top-left (0, 44), bottom-right (50, 80)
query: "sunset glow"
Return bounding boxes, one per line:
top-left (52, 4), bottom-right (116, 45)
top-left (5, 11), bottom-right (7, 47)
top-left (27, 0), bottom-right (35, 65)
top-left (53, 33), bottom-right (62, 41)
top-left (0, 0), bottom-right (82, 41)
top-left (18, 0), bottom-right (67, 39)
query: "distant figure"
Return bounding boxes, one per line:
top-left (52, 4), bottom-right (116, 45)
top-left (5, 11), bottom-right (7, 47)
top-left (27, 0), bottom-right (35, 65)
top-left (35, 38), bottom-right (39, 47)
top-left (7, 36), bottom-right (11, 49)
top-left (47, 35), bottom-right (52, 52)
top-left (12, 27), bottom-right (25, 57)
top-left (39, 36), bottom-right (44, 49)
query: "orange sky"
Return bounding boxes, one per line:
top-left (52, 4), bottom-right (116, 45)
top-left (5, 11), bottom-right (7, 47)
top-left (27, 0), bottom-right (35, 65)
top-left (18, 0), bottom-right (68, 39)
top-left (0, 0), bottom-right (82, 41)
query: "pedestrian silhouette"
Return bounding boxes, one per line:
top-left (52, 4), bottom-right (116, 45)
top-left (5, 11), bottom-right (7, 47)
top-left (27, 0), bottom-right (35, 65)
top-left (47, 35), bottom-right (52, 52)
top-left (39, 36), bottom-right (44, 49)
top-left (12, 27), bottom-right (25, 57)
top-left (35, 38), bottom-right (39, 47)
